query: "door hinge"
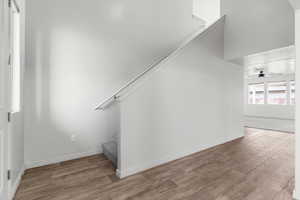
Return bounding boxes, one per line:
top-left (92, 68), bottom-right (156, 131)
top-left (8, 0), bottom-right (11, 8)
top-left (8, 112), bottom-right (11, 122)
top-left (7, 170), bottom-right (11, 180)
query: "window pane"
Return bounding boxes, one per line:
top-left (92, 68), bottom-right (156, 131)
top-left (290, 81), bottom-right (295, 105)
top-left (267, 82), bottom-right (287, 105)
top-left (248, 84), bottom-right (265, 104)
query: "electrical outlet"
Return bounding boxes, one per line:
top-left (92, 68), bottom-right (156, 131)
top-left (71, 134), bottom-right (77, 142)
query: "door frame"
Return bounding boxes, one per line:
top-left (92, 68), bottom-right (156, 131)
top-left (0, 0), bottom-right (11, 199)
top-left (7, 0), bottom-right (21, 198)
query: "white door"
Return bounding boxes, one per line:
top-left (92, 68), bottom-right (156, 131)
top-left (0, 104), bottom-right (9, 200)
top-left (0, 0), bottom-right (9, 199)
top-left (7, 0), bottom-right (21, 196)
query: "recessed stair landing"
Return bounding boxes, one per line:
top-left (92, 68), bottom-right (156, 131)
top-left (102, 141), bottom-right (118, 167)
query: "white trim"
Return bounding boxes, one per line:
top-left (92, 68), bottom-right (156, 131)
top-left (25, 149), bottom-right (102, 169)
top-left (247, 75), bottom-right (295, 84)
top-left (192, 14), bottom-right (207, 25)
top-left (294, 189), bottom-right (300, 200)
top-left (116, 169), bottom-right (121, 178)
top-left (8, 165), bottom-right (25, 200)
top-left (245, 115), bottom-right (295, 121)
top-left (294, 191), bottom-right (299, 200)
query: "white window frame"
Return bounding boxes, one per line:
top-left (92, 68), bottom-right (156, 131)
top-left (267, 81), bottom-right (288, 105)
top-left (248, 83), bottom-right (265, 105)
top-left (246, 74), bottom-right (295, 106)
top-left (290, 81), bottom-right (295, 105)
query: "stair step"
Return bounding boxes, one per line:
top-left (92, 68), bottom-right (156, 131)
top-left (102, 141), bottom-right (117, 167)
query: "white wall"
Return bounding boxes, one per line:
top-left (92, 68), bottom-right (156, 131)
top-left (24, 0), bottom-right (203, 167)
top-left (193, 0), bottom-right (220, 24)
top-left (245, 115), bottom-right (294, 133)
top-left (245, 97), bottom-right (295, 132)
top-left (245, 102), bottom-right (295, 133)
top-left (221, 0), bottom-right (295, 60)
top-left (290, 0), bottom-right (300, 9)
top-left (118, 18), bottom-right (244, 177)
top-left (295, 8), bottom-right (300, 200)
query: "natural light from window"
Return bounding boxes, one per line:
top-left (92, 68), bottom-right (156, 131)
top-left (248, 84), bottom-right (265, 105)
top-left (267, 82), bottom-right (288, 105)
top-left (11, 5), bottom-right (21, 112)
top-left (246, 46), bottom-right (295, 106)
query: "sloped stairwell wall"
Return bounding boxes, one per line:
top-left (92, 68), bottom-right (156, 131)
top-left (24, 0), bottom-right (203, 167)
top-left (118, 17), bottom-right (244, 178)
top-left (222, 0), bottom-right (295, 60)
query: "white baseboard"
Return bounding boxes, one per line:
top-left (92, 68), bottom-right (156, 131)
top-left (9, 165), bottom-right (25, 200)
top-left (116, 169), bottom-right (121, 178)
top-left (294, 190), bottom-right (299, 200)
top-left (119, 135), bottom-right (243, 178)
top-left (25, 149), bottom-right (102, 169)
top-left (244, 116), bottom-right (294, 133)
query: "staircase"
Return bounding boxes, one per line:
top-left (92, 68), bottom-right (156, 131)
top-left (95, 16), bottom-right (234, 177)
top-left (95, 0), bottom-right (294, 177)
top-left (102, 141), bottom-right (117, 167)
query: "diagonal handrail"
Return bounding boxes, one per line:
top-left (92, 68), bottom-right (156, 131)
top-left (95, 16), bottom-right (225, 110)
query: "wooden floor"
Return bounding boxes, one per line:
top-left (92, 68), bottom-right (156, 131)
top-left (15, 128), bottom-right (295, 200)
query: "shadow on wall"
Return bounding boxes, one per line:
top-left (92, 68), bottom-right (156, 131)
top-left (24, 0), bottom-right (202, 166)
top-left (25, 26), bottom-right (121, 166)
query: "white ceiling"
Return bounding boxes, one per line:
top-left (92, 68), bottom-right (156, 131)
top-left (244, 46), bottom-right (295, 66)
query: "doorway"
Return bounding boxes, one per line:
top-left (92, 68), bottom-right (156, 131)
top-left (0, 0), bottom-right (10, 199)
top-left (8, 0), bottom-right (21, 198)
top-left (0, 0), bottom-right (21, 199)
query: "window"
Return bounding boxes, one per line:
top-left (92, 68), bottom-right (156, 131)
top-left (267, 82), bottom-right (288, 105)
top-left (247, 81), bottom-right (295, 105)
top-left (248, 84), bottom-right (265, 104)
top-left (10, 2), bottom-right (21, 112)
top-left (245, 47), bottom-right (295, 106)
top-left (290, 81), bottom-right (295, 105)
